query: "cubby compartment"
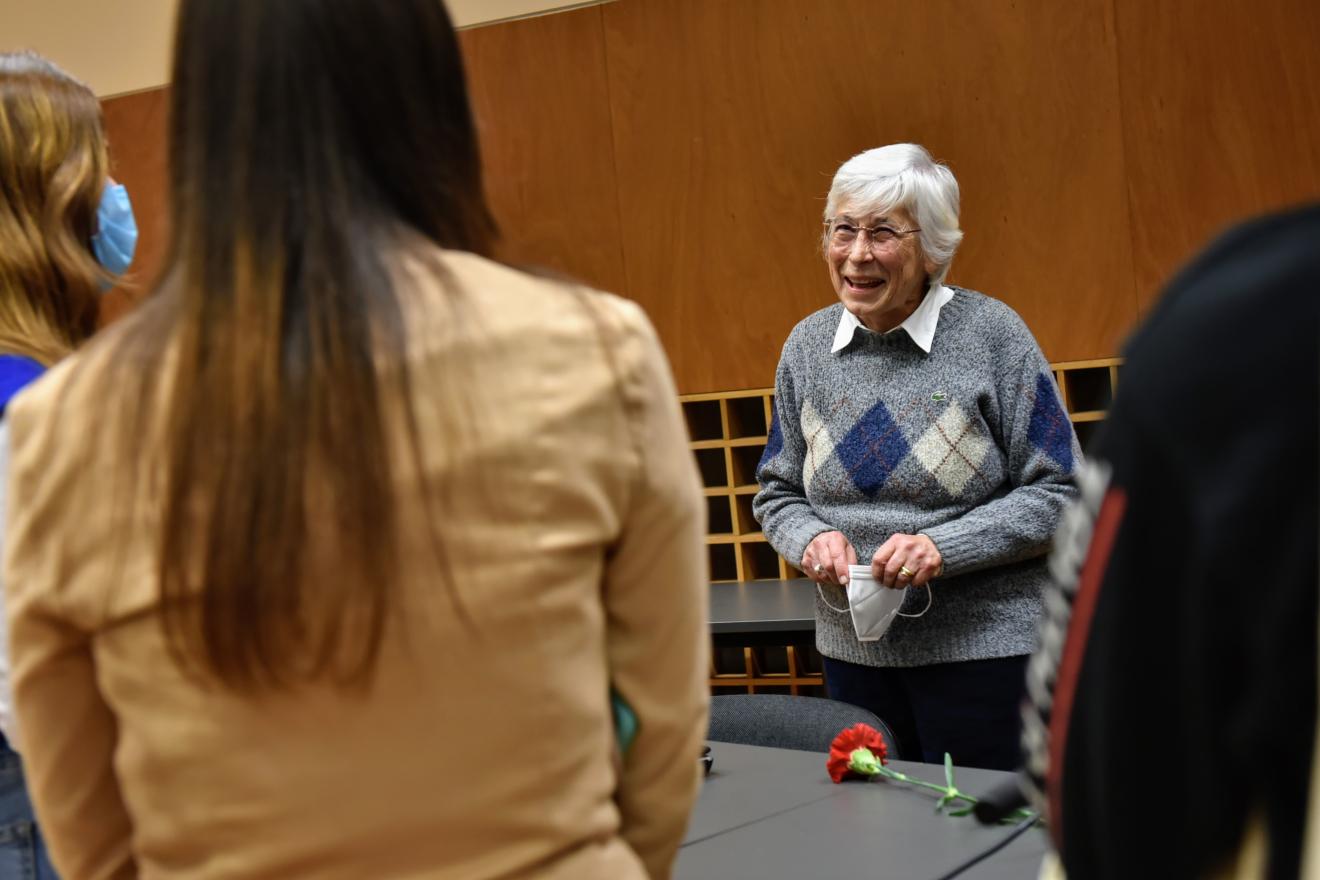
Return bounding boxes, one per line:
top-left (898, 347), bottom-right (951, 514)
top-left (1062, 366), bottom-right (1114, 415)
top-left (725, 394), bottom-right (769, 440)
top-left (706, 495), bottom-right (734, 536)
top-left (1073, 420), bottom-right (1102, 454)
top-left (733, 492), bottom-right (759, 535)
top-left (708, 543), bottom-right (738, 582)
top-left (728, 444), bottom-right (765, 489)
top-left (712, 645), bottom-right (750, 677)
top-left (793, 643), bottom-right (823, 676)
top-left (739, 541), bottom-right (781, 580)
top-left (694, 448), bottom-right (729, 489)
top-left (682, 399), bottom-right (724, 442)
top-left (753, 645), bottom-right (792, 675)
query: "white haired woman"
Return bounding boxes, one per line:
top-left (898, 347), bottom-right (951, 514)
top-left (754, 144), bottom-right (1080, 770)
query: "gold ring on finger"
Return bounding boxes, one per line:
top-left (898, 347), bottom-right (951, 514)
top-left (898, 565), bottom-right (916, 579)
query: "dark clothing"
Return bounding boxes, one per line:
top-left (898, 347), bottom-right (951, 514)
top-left (0, 357), bottom-right (42, 418)
top-left (1029, 204), bottom-right (1320, 879)
top-left (824, 654), bottom-right (1029, 770)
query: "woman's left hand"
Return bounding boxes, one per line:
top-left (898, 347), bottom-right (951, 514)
top-left (872, 534), bottom-right (942, 588)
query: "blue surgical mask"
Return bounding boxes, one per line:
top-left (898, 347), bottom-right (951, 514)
top-left (91, 183), bottom-right (138, 277)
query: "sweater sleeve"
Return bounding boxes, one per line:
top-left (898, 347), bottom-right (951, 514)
top-left (921, 345), bottom-right (1081, 578)
top-left (598, 297), bottom-right (709, 879)
top-left (752, 340), bottom-right (837, 566)
top-left (5, 390), bottom-right (137, 879)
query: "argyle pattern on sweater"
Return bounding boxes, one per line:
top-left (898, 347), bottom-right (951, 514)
top-left (777, 373), bottom-right (1073, 507)
top-left (754, 289), bottom-right (1081, 668)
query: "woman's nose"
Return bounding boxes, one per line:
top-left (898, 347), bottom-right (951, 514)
top-left (848, 235), bottom-right (875, 263)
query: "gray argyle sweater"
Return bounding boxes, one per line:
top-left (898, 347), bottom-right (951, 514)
top-left (754, 288), bottom-right (1080, 668)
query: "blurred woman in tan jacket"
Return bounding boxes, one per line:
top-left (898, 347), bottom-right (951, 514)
top-left (0, 49), bottom-right (139, 879)
top-left (1, 2), bottom-right (708, 877)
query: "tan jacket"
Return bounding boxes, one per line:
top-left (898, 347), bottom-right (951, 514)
top-left (3, 249), bottom-right (709, 879)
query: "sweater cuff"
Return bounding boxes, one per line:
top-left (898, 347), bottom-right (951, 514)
top-left (919, 523), bottom-right (980, 579)
top-left (766, 513), bottom-right (835, 571)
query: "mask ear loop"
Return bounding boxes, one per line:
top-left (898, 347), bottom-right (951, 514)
top-left (816, 582), bottom-right (851, 614)
top-left (896, 583), bottom-right (933, 618)
top-left (817, 581), bottom-right (931, 616)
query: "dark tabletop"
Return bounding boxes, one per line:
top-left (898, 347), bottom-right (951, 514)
top-left (708, 578), bottom-right (818, 635)
top-left (678, 742), bottom-right (1048, 880)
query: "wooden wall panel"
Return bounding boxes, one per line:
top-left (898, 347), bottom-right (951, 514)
top-left (602, 0), bottom-right (1137, 392)
top-left (100, 87), bottom-right (170, 323)
top-left (459, 6), bottom-right (628, 296)
top-left (1114, 0), bottom-right (1320, 310)
top-left (86, 1), bottom-right (1320, 395)
top-left (96, 6), bottom-right (631, 328)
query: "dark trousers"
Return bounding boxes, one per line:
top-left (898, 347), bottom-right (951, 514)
top-left (0, 735), bottom-right (59, 878)
top-left (823, 654), bottom-right (1029, 770)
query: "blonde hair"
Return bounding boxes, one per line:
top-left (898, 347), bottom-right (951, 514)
top-left (0, 51), bottom-right (108, 365)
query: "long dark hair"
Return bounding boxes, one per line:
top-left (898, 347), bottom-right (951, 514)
top-left (133, 0), bottom-right (497, 689)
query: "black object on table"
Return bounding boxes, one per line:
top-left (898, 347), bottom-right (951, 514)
top-left (678, 742), bottom-right (1047, 880)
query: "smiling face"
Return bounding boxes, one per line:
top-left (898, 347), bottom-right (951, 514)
top-left (826, 203), bottom-right (936, 333)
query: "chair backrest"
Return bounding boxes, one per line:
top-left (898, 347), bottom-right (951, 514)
top-left (707, 694), bottom-right (900, 756)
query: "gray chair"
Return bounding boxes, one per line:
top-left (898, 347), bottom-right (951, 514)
top-left (708, 694), bottom-right (900, 757)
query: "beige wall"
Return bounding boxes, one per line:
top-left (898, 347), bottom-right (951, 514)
top-left (0, 0), bottom-right (612, 97)
top-left (451, 0), bottom-right (614, 28)
top-left (0, 0), bottom-right (177, 97)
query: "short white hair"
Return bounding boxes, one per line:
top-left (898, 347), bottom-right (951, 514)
top-left (823, 143), bottom-right (963, 287)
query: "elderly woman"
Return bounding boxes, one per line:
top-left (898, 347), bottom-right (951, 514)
top-left (754, 143), bottom-right (1079, 770)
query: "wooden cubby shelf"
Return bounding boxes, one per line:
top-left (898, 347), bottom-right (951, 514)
top-left (710, 645), bottom-right (825, 697)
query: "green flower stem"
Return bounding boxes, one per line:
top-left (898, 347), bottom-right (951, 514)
top-left (874, 766), bottom-right (978, 807)
top-left (845, 747), bottom-right (1040, 826)
top-left (877, 767), bottom-right (1038, 825)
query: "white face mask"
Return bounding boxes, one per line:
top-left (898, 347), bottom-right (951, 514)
top-left (845, 565), bottom-right (905, 641)
top-left (817, 565), bottom-right (934, 642)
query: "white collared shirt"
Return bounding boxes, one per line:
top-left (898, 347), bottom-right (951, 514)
top-left (831, 283), bottom-right (955, 354)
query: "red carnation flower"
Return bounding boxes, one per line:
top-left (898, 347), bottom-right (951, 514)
top-left (827, 723), bottom-right (889, 783)
top-left (823, 725), bottom-right (1034, 824)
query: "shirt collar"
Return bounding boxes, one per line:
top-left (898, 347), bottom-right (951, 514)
top-left (831, 283), bottom-right (954, 354)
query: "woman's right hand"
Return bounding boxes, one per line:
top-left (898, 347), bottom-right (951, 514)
top-left (801, 531), bottom-right (858, 586)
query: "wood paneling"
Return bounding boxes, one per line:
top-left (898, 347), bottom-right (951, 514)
top-left (602, 0), bottom-right (1137, 392)
top-left (100, 87), bottom-right (170, 323)
top-left (86, 0), bottom-right (1320, 394)
top-left (94, 5), bottom-right (632, 322)
top-left (460, 6), bottom-right (628, 296)
top-left (1114, 0), bottom-right (1320, 310)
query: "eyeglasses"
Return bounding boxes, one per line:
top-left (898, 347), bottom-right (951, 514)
top-left (825, 219), bottom-right (921, 250)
